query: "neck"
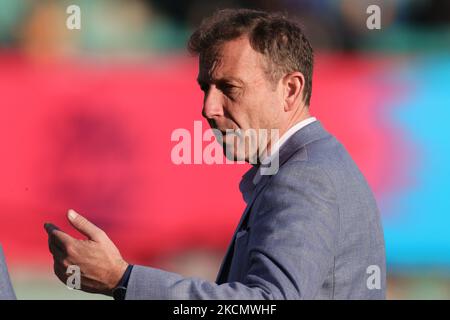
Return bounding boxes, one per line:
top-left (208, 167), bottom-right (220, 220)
top-left (255, 105), bottom-right (311, 165)
top-left (280, 104), bottom-right (311, 139)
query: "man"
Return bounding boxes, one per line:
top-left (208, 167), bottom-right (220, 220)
top-left (0, 245), bottom-right (16, 300)
top-left (45, 9), bottom-right (386, 299)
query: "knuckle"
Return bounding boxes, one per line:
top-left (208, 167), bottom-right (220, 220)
top-left (77, 216), bottom-right (87, 227)
top-left (97, 229), bottom-right (107, 239)
top-left (61, 259), bottom-right (71, 269)
top-left (65, 244), bottom-right (75, 256)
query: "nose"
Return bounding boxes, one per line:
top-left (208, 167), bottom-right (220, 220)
top-left (202, 86), bottom-right (224, 120)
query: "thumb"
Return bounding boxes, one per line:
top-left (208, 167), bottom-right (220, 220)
top-left (67, 209), bottom-right (106, 242)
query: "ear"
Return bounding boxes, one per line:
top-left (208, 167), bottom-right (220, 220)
top-left (282, 72), bottom-right (305, 112)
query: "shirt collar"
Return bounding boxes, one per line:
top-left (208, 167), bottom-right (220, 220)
top-left (259, 116), bottom-right (317, 166)
top-left (251, 117), bottom-right (317, 186)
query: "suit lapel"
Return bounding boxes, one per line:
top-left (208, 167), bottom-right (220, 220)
top-left (215, 173), bottom-right (272, 283)
top-left (215, 121), bottom-right (330, 283)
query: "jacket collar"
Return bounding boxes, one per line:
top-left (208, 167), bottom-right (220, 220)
top-left (253, 120), bottom-right (330, 185)
top-left (216, 120), bottom-right (331, 284)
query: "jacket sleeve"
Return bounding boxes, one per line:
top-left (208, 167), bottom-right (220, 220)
top-left (0, 245), bottom-right (16, 300)
top-left (125, 161), bottom-right (339, 299)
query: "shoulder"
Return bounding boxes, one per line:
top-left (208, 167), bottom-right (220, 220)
top-left (259, 150), bottom-right (338, 217)
top-left (272, 134), bottom-right (344, 188)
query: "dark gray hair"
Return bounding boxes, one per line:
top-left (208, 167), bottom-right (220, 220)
top-left (188, 8), bottom-right (314, 106)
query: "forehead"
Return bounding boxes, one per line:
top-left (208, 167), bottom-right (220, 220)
top-left (197, 36), bottom-right (266, 82)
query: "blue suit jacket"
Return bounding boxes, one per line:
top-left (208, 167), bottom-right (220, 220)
top-left (125, 120), bottom-right (386, 299)
top-left (0, 245), bottom-right (16, 300)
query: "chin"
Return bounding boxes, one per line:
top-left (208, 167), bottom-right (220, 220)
top-left (222, 144), bottom-right (247, 162)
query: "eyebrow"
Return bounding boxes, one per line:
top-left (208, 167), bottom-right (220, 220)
top-left (197, 76), bottom-right (244, 87)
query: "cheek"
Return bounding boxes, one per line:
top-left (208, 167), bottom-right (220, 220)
top-left (227, 87), bottom-right (277, 130)
top-left (263, 90), bottom-right (284, 119)
top-left (249, 97), bottom-right (278, 128)
top-left (224, 102), bottom-right (248, 129)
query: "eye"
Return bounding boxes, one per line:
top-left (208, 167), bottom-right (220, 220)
top-left (220, 84), bottom-right (238, 97)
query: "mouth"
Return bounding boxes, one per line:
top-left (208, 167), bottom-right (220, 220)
top-left (213, 128), bottom-right (229, 136)
top-left (211, 123), bottom-right (241, 138)
top-left (221, 130), bottom-right (243, 140)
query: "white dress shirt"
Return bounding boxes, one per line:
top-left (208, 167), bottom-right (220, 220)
top-left (253, 116), bottom-right (317, 185)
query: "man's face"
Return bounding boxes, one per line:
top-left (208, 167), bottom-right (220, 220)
top-left (197, 36), bottom-right (283, 162)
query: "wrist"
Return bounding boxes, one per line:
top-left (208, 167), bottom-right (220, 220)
top-left (107, 259), bottom-right (129, 296)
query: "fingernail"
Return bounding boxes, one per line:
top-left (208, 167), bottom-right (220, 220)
top-left (68, 209), bottom-right (78, 221)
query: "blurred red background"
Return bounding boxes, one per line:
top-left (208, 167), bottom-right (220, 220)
top-left (0, 53), bottom-right (406, 266)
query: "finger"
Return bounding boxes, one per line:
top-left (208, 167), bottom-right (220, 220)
top-left (44, 222), bottom-right (60, 235)
top-left (67, 209), bottom-right (106, 242)
top-left (45, 224), bottom-right (65, 252)
top-left (44, 222), bottom-right (76, 247)
top-left (48, 239), bottom-right (66, 260)
top-left (45, 223), bottom-right (61, 251)
top-left (54, 261), bottom-right (69, 285)
top-left (48, 233), bottom-right (64, 253)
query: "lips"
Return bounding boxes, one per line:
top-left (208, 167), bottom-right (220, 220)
top-left (213, 126), bottom-right (241, 137)
top-left (213, 128), bottom-right (229, 135)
